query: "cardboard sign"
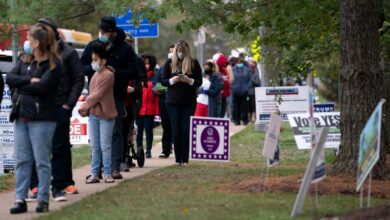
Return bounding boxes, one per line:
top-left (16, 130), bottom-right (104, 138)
top-left (288, 112), bottom-right (341, 149)
top-left (263, 113), bottom-right (282, 160)
top-left (291, 127), bottom-right (329, 217)
top-left (356, 99), bottom-right (385, 191)
top-left (190, 117), bottom-right (230, 162)
top-left (70, 102), bottom-right (89, 145)
top-left (255, 86), bottom-right (309, 122)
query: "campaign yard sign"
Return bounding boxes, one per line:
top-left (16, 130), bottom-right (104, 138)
top-left (190, 117), bottom-right (230, 162)
top-left (263, 113), bottom-right (282, 167)
top-left (356, 99), bottom-right (385, 191)
top-left (314, 103), bottom-right (336, 112)
top-left (255, 86), bottom-right (309, 123)
top-left (70, 102), bottom-right (89, 145)
top-left (288, 112), bottom-right (340, 149)
top-left (1, 77), bottom-right (15, 172)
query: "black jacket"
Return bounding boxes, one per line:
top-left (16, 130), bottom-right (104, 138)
top-left (81, 27), bottom-right (139, 100)
top-left (56, 40), bottom-right (84, 108)
top-left (161, 59), bottom-right (202, 105)
top-left (6, 58), bottom-right (61, 121)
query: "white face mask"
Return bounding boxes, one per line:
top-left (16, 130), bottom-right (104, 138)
top-left (177, 52), bottom-right (184, 60)
top-left (91, 62), bottom-right (102, 72)
top-left (168, 53), bottom-right (173, 59)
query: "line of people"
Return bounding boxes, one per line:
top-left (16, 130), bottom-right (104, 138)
top-left (6, 15), bottom-right (261, 214)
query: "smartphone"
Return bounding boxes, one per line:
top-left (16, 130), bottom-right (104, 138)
top-left (178, 74), bottom-right (184, 78)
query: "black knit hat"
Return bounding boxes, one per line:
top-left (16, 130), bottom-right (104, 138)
top-left (37, 17), bottom-right (60, 40)
top-left (99, 16), bottom-right (116, 32)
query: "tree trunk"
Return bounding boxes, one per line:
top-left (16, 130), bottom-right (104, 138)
top-left (333, 0), bottom-right (388, 178)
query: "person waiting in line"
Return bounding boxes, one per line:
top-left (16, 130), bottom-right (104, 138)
top-left (204, 60), bottom-right (223, 118)
top-left (26, 17), bottom-right (84, 203)
top-left (161, 40), bottom-right (202, 165)
top-left (215, 53), bottom-right (234, 118)
top-left (136, 54), bottom-right (159, 159)
top-left (153, 45), bottom-right (175, 159)
top-left (81, 16), bottom-right (139, 180)
top-left (7, 23), bottom-right (61, 214)
top-left (231, 57), bottom-right (252, 125)
top-left (79, 42), bottom-right (117, 184)
top-left (248, 58), bottom-right (261, 122)
top-left (194, 67), bottom-right (211, 117)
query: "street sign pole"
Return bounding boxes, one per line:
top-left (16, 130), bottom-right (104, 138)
top-left (134, 38), bottom-right (139, 55)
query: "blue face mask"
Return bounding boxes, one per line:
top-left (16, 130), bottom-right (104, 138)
top-left (23, 41), bottom-right (33, 55)
top-left (236, 63), bottom-right (244, 68)
top-left (99, 32), bottom-right (109, 43)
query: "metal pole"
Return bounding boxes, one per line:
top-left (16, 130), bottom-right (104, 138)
top-left (134, 38), bottom-right (139, 55)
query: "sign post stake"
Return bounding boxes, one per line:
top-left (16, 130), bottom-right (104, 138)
top-left (360, 185), bottom-right (364, 208)
top-left (368, 172), bottom-right (372, 208)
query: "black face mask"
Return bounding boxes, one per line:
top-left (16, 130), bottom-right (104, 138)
top-left (204, 69), bottom-right (213, 75)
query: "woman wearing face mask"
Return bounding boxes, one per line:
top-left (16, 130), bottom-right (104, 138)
top-left (231, 58), bottom-right (252, 125)
top-left (136, 54), bottom-right (159, 159)
top-left (161, 40), bottom-right (202, 166)
top-left (79, 42), bottom-right (117, 184)
top-left (6, 24), bottom-right (61, 214)
top-left (204, 61), bottom-right (223, 118)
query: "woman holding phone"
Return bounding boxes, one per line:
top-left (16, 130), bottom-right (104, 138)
top-left (161, 40), bottom-right (202, 165)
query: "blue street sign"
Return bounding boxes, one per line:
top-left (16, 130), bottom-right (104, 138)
top-left (115, 10), bottom-right (159, 38)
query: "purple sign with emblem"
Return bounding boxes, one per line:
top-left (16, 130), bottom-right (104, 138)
top-left (190, 117), bottom-right (230, 162)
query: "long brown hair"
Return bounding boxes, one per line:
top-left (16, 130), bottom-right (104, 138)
top-left (171, 40), bottom-right (193, 75)
top-left (28, 23), bottom-right (60, 70)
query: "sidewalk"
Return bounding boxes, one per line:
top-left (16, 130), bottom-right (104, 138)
top-left (0, 123), bottom-right (246, 220)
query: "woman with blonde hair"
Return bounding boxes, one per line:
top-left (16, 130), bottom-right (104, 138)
top-left (7, 23), bottom-right (61, 213)
top-left (161, 40), bottom-right (202, 165)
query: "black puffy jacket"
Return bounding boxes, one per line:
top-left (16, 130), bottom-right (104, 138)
top-left (6, 58), bottom-right (61, 121)
top-left (81, 27), bottom-right (139, 100)
top-left (56, 40), bottom-right (84, 108)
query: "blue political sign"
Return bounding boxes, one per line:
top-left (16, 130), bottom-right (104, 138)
top-left (314, 103), bottom-right (336, 112)
top-left (115, 10), bottom-right (159, 38)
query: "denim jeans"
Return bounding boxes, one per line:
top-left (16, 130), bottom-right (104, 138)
top-left (89, 113), bottom-right (115, 177)
top-left (136, 115), bottom-right (155, 154)
top-left (14, 120), bottom-right (56, 202)
top-left (112, 99), bottom-right (125, 171)
top-left (29, 107), bottom-right (74, 193)
top-left (166, 103), bottom-right (196, 163)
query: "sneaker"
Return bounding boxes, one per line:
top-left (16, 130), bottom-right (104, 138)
top-left (36, 200), bottom-right (49, 213)
top-left (159, 153), bottom-right (169, 159)
top-left (112, 170), bottom-right (123, 179)
top-left (64, 185), bottom-right (79, 194)
top-left (120, 162), bottom-right (130, 172)
top-left (52, 190), bottom-right (67, 202)
top-left (146, 152), bottom-right (152, 158)
top-left (25, 187), bottom-right (38, 202)
top-left (10, 200), bottom-right (27, 214)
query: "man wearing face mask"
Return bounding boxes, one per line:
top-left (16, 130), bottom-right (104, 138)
top-left (153, 45), bottom-right (175, 158)
top-left (81, 16), bottom-right (139, 179)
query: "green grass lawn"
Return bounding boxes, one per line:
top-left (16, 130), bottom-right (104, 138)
top-left (0, 145), bottom-right (91, 193)
top-left (36, 123), bottom-right (389, 220)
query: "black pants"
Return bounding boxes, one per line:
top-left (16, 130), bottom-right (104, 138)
top-left (166, 102), bottom-right (196, 163)
top-left (159, 96), bottom-right (172, 156)
top-left (233, 94), bottom-right (249, 124)
top-left (122, 104), bottom-right (135, 161)
top-left (30, 107), bottom-right (74, 192)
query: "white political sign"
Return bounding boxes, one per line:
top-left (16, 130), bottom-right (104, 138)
top-left (70, 102), bottom-right (89, 145)
top-left (263, 113), bottom-right (282, 160)
top-left (288, 112), bottom-right (341, 149)
top-left (255, 86), bottom-right (309, 123)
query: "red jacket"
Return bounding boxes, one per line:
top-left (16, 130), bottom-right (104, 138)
top-left (216, 54), bottom-right (230, 98)
top-left (138, 74), bottom-right (159, 116)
